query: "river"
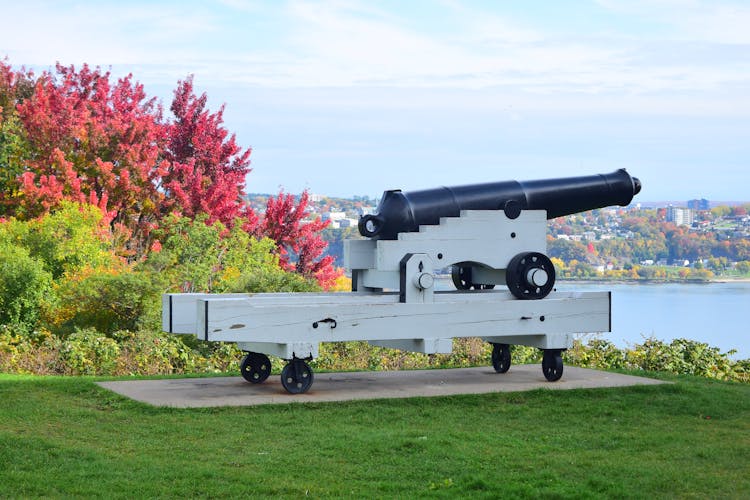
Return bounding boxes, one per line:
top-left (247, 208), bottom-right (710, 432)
top-left (557, 281), bottom-right (750, 360)
top-left (435, 278), bottom-right (750, 359)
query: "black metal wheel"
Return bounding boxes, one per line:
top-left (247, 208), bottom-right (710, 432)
top-left (240, 352), bottom-right (272, 383)
top-left (451, 265), bottom-right (495, 290)
top-left (542, 350), bottom-right (564, 382)
top-left (281, 359), bottom-right (314, 394)
top-left (491, 343), bottom-right (511, 373)
top-left (505, 252), bottom-right (556, 300)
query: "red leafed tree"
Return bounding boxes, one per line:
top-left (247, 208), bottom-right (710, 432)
top-left (13, 65), bottom-right (257, 252)
top-left (0, 60), bottom-right (36, 214)
top-left (3, 60), bottom-right (339, 287)
top-left (15, 63), bottom-right (168, 251)
top-left (261, 191), bottom-right (339, 288)
top-left (163, 76), bottom-right (256, 230)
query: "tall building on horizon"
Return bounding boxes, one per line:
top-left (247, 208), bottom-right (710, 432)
top-left (687, 198), bottom-right (710, 211)
top-left (667, 205), bottom-right (694, 226)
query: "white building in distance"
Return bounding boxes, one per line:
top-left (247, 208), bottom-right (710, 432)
top-left (666, 205), bottom-right (694, 226)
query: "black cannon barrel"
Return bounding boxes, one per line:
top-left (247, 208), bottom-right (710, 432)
top-left (359, 169), bottom-right (641, 240)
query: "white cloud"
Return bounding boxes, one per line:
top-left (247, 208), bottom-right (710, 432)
top-left (2, 0), bottom-right (748, 105)
top-left (219, 0), bottom-right (748, 97)
top-left (223, 0), bottom-right (629, 92)
top-left (596, 0), bottom-right (750, 43)
top-left (1, 1), bottom-right (217, 72)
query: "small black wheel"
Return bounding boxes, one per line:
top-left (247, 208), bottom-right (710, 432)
top-left (506, 252), bottom-right (556, 300)
top-left (240, 352), bottom-right (272, 383)
top-left (281, 359), bottom-right (314, 394)
top-left (451, 265), bottom-right (472, 290)
top-left (451, 265), bottom-right (495, 290)
top-left (491, 343), bottom-right (511, 373)
top-left (542, 350), bottom-right (564, 382)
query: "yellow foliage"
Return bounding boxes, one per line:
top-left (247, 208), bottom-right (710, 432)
top-left (329, 273), bottom-right (352, 292)
top-left (219, 266), bottom-right (242, 285)
top-left (550, 256), bottom-right (566, 271)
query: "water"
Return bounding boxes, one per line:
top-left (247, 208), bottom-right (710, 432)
top-left (435, 278), bottom-right (750, 359)
top-left (557, 281), bottom-right (750, 360)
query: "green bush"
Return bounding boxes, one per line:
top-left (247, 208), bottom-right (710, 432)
top-left (0, 326), bottom-right (241, 376)
top-left (312, 339), bottom-right (542, 373)
top-left (567, 338), bottom-right (626, 370)
top-left (568, 336), bottom-right (748, 383)
top-left (625, 337), bottom-right (744, 381)
top-left (0, 326), bottom-right (65, 374)
top-left (143, 216), bottom-right (320, 295)
top-left (221, 267), bottom-right (318, 293)
top-left (1, 324), bottom-right (747, 383)
top-left (53, 269), bottom-right (163, 335)
top-left (59, 328), bottom-right (121, 375)
top-left (2, 202), bottom-right (118, 279)
top-left (0, 242), bottom-right (54, 329)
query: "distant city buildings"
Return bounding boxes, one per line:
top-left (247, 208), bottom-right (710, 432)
top-left (322, 211), bottom-right (346, 222)
top-left (666, 205), bottom-right (694, 226)
top-left (687, 198), bottom-right (710, 211)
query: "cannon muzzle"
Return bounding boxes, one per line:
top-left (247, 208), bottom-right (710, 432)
top-left (359, 169), bottom-right (641, 240)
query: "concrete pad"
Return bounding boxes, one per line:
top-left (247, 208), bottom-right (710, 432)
top-left (97, 365), bottom-right (667, 408)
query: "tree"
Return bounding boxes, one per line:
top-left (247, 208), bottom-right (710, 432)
top-left (1, 60), bottom-right (339, 288)
top-left (142, 213), bottom-right (320, 294)
top-left (259, 191), bottom-right (339, 288)
top-left (731, 206), bottom-right (747, 217)
top-left (163, 76), bottom-right (255, 230)
top-left (0, 241), bottom-right (53, 328)
top-left (735, 261), bottom-right (750, 275)
top-left (2, 202), bottom-right (122, 279)
top-left (15, 63), bottom-right (168, 254)
top-left (547, 237), bottom-right (589, 263)
top-left (0, 60), bottom-right (35, 216)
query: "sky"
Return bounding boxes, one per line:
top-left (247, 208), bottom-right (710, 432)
top-left (2, 0), bottom-right (749, 202)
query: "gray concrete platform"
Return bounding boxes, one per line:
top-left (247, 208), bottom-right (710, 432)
top-left (97, 365), bottom-right (666, 408)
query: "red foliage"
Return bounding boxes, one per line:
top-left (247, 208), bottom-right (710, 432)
top-left (16, 63), bottom-right (167, 247)
top-left (731, 206), bottom-right (747, 217)
top-left (260, 191), bottom-right (340, 288)
top-left (2, 61), bottom-right (338, 286)
top-left (163, 76), bottom-right (256, 230)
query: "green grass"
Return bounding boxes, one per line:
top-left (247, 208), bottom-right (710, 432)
top-left (1, 372), bottom-right (749, 498)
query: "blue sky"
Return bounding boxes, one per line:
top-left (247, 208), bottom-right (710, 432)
top-left (2, 0), bottom-right (749, 201)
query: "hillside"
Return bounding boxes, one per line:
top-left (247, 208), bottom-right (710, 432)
top-left (249, 193), bottom-right (750, 280)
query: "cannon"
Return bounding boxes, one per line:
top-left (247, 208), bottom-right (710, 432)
top-left (354, 169), bottom-right (640, 299)
top-left (163, 170), bottom-right (641, 394)
top-left (359, 169), bottom-right (641, 240)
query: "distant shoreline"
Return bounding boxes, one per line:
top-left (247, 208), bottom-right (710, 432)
top-left (434, 275), bottom-right (750, 285)
top-left (557, 277), bottom-right (750, 285)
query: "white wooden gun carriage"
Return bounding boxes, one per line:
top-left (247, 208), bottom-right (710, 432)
top-left (163, 170), bottom-right (640, 394)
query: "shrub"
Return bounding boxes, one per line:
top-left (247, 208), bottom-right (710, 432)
top-left (567, 338), bottom-right (626, 370)
top-left (3, 202), bottom-right (119, 279)
top-left (1, 323), bottom-right (747, 383)
top-left (312, 339), bottom-right (542, 372)
top-left (623, 337), bottom-right (744, 381)
top-left (0, 325), bottom-right (62, 374)
top-left (221, 267), bottom-right (319, 293)
top-left (567, 336), bottom-right (748, 383)
top-left (51, 267), bottom-right (163, 335)
top-left (0, 242), bottom-right (54, 329)
top-left (59, 328), bottom-right (120, 375)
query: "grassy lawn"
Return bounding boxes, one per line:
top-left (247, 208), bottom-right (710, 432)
top-left (1, 372), bottom-right (749, 498)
